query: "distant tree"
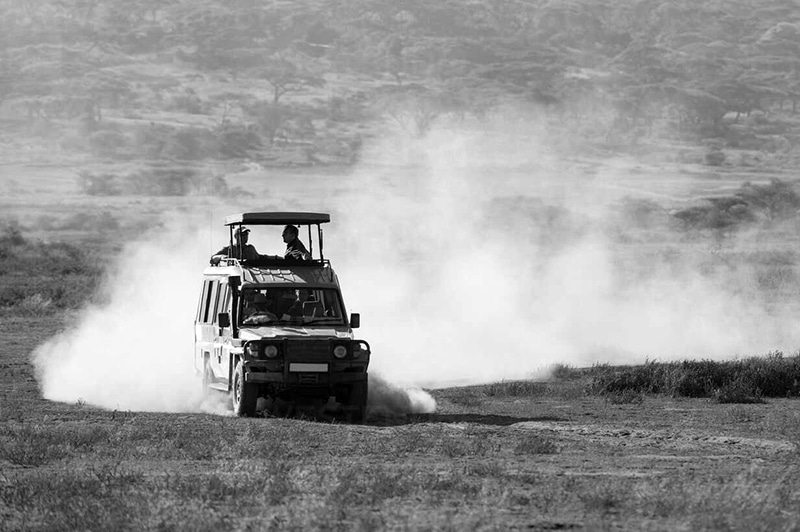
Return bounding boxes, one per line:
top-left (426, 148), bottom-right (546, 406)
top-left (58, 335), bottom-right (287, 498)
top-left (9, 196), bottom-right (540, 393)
top-left (255, 57), bottom-right (325, 104)
top-left (375, 84), bottom-right (462, 137)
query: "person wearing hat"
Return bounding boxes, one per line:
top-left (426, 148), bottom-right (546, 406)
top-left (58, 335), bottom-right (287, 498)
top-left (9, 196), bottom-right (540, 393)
top-left (210, 226), bottom-right (262, 264)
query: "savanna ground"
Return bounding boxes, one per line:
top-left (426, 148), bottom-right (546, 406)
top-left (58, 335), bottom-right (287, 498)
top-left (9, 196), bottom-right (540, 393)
top-left (2, 315), bottom-right (800, 531)
top-left (3, 157), bottom-right (800, 531)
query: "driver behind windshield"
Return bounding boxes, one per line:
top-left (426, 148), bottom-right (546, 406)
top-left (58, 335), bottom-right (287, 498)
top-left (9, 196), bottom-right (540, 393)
top-left (242, 291), bottom-right (278, 323)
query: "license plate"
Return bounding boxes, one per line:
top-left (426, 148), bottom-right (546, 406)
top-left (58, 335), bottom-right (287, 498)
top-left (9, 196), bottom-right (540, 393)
top-left (289, 363), bottom-right (328, 372)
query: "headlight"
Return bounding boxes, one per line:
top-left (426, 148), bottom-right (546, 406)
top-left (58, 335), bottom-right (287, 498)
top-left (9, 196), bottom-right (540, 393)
top-left (247, 343), bottom-right (259, 357)
top-left (264, 344), bottom-right (279, 358)
top-left (333, 345), bottom-right (347, 358)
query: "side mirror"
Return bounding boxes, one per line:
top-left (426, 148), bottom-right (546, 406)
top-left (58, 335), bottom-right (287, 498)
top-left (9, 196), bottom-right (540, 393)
top-left (349, 313), bottom-right (360, 329)
top-left (218, 312), bottom-right (230, 328)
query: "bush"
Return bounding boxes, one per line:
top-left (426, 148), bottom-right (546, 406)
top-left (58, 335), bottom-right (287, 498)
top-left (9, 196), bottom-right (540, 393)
top-left (714, 377), bottom-right (765, 404)
top-left (590, 353), bottom-right (800, 400)
top-left (0, 224), bottom-right (104, 310)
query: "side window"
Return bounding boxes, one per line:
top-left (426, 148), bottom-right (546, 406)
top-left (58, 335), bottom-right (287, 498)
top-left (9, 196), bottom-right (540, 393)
top-left (198, 280), bottom-right (210, 322)
top-left (209, 281), bottom-right (221, 324)
top-left (219, 284), bottom-right (229, 315)
top-left (202, 280), bottom-right (215, 323)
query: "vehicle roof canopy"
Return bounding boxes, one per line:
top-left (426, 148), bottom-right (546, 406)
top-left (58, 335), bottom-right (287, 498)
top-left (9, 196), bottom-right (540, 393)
top-left (224, 212), bottom-right (330, 226)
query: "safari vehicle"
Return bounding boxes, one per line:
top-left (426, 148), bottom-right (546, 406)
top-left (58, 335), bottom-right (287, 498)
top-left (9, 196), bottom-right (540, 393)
top-left (194, 212), bottom-right (370, 421)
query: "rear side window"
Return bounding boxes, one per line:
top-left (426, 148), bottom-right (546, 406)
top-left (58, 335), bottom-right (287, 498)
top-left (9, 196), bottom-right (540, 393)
top-left (197, 280), bottom-right (211, 322)
top-left (202, 280), bottom-right (216, 323)
top-left (210, 281), bottom-right (222, 324)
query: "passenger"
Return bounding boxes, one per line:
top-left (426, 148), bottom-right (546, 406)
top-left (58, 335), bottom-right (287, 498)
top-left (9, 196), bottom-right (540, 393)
top-left (281, 289), bottom-right (311, 321)
top-left (210, 226), bottom-right (261, 264)
top-left (282, 225), bottom-right (311, 260)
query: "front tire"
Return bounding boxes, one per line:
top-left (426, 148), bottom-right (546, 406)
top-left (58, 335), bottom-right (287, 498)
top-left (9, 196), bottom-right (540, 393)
top-left (232, 361), bottom-right (258, 417)
top-left (202, 361), bottom-right (213, 397)
top-left (347, 379), bottom-right (368, 424)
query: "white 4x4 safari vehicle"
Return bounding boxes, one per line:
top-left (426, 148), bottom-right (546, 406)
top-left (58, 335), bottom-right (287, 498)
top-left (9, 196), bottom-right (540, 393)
top-left (194, 212), bottom-right (370, 421)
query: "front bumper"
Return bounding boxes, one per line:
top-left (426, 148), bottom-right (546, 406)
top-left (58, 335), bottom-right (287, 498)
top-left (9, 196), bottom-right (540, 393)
top-left (243, 359), bottom-right (368, 385)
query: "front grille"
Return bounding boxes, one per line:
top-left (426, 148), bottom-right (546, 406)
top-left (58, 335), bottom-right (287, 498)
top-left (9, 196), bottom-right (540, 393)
top-left (285, 339), bottom-right (330, 362)
top-left (297, 373), bottom-right (319, 384)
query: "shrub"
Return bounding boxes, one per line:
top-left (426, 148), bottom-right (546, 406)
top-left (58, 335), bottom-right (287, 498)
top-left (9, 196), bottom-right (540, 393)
top-left (604, 389), bottom-right (645, 405)
top-left (484, 380), bottom-right (544, 397)
top-left (589, 353), bottom-right (800, 400)
top-left (714, 377), bottom-right (765, 404)
top-left (0, 224), bottom-right (104, 310)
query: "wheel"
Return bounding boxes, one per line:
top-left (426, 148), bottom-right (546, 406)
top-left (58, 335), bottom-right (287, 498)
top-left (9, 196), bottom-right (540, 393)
top-left (202, 361), bottom-right (213, 397)
top-left (347, 379), bottom-right (368, 424)
top-left (231, 361), bottom-right (258, 417)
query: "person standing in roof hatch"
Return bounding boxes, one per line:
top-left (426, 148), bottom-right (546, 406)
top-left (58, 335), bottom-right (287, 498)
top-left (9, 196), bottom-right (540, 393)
top-left (282, 225), bottom-right (311, 260)
top-left (210, 226), bottom-right (262, 264)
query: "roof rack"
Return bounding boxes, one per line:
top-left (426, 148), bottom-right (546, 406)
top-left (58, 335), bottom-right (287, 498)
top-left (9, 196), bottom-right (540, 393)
top-left (224, 212), bottom-right (330, 226)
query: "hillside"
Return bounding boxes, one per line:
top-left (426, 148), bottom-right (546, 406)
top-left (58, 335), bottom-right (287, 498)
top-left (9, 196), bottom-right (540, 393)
top-left (1, 0), bottom-right (800, 173)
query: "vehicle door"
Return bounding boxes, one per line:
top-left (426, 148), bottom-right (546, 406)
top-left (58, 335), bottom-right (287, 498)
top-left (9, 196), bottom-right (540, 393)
top-left (213, 283), bottom-right (233, 387)
top-left (195, 279), bottom-right (216, 374)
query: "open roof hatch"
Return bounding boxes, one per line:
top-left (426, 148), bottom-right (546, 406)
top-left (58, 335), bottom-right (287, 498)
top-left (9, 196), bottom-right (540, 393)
top-left (225, 212), bottom-right (330, 262)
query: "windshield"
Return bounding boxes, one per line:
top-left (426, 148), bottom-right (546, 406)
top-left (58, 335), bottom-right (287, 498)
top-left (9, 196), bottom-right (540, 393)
top-left (240, 287), bottom-right (345, 326)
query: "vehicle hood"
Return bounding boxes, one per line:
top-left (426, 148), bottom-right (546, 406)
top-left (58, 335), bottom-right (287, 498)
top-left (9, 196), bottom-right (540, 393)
top-left (239, 326), bottom-right (352, 340)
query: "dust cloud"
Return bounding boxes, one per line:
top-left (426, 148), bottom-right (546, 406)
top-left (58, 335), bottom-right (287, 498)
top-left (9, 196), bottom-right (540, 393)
top-left (332, 111), bottom-right (800, 387)
top-left (32, 109), bottom-right (800, 411)
top-left (32, 222), bottom-right (232, 413)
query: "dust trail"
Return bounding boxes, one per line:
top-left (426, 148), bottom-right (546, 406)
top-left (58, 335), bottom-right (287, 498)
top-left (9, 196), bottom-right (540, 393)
top-left (31, 112), bottom-right (800, 408)
top-left (32, 218), bottom-right (230, 413)
top-left (332, 112), bottom-right (800, 387)
top-left (368, 374), bottom-right (437, 416)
